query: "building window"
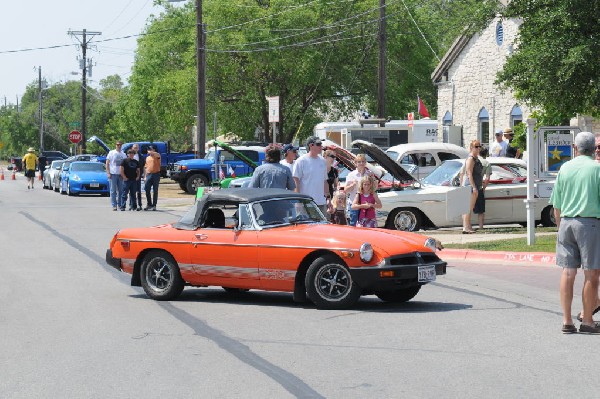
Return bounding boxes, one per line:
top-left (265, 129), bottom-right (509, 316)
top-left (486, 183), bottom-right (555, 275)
top-left (510, 105), bottom-right (523, 127)
top-left (478, 107), bottom-right (489, 143)
top-left (496, 22), bottom-right (504, 46)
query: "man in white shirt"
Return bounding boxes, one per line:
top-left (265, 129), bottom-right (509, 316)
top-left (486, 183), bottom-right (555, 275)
top-left (293, 137), bottom-right (330, 214)
top-left (489, 130), bottom-right (508, 157)
top-left (105, 140), bottom-right (127, 211)
top-left (280, 144), bottom-right (298, 171)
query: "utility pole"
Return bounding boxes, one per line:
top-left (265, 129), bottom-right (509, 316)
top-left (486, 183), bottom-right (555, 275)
top-left (68, 29), bottom-right (101, 153)
top-left (377, 0), bottom-right (387, 126)
top-left (38, 66), bottom-right (43, 152)
top-left (196, 0), bottom-right (206, 158)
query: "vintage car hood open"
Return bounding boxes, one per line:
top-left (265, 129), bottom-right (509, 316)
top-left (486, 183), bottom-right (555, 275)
top-left (351, 140), bottom-right (415, 183)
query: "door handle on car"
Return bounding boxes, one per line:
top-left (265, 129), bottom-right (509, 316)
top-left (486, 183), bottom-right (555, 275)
top-left (195, 234), bottom-right (208, 240)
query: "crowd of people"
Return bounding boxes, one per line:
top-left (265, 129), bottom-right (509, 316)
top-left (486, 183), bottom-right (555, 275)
top-left (105, 140), bottom-right (161, 211)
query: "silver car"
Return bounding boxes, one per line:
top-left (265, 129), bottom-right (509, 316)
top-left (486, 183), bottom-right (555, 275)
top-left (43, 160), bottom-right (65, 191)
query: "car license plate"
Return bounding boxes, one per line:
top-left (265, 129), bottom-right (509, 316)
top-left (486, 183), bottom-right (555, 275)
top-left (418, 265), bottom-right (436, 282)
top-left (90, 182), bottom-right (99, 188)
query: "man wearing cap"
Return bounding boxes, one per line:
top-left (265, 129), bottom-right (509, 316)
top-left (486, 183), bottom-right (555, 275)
top-left (293, 136), bottom-right (330, 214)
top-left (490, 129), bottom-right (508, 157)
top-left (250, 144), bottom-right (295, 190)
top-left (280, 143), bottom-right (298, 171)
top-left (504, 128), bottom-right (521, 158)
top-left (120, 149), bottom-right (140, 211)
top-left (144, 145), bottom-right (161, 211)
top-left (550, 131), bottom-right (600, 334)
top-left (106, 140), bottom-right (127, 210)
top-left (22, 147), bottom-right (38, 189)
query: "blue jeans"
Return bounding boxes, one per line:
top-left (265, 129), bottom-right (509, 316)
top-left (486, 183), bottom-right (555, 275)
top-left (109, 174), bottom-right (124, 208)
top-left (135, 179), bottom-right (143, 208)
top-left (145, 173), bottom-right (160, 207)
top-left (121, 179), bottom-right (137, 209)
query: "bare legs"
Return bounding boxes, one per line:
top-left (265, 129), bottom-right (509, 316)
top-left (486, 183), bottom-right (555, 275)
top-left (560, 268), bottom-right (577, 325)
top-left (462, 188), bottom-right (478, 233)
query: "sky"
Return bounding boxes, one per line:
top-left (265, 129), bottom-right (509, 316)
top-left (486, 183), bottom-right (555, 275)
top-left (0, 0), bottom-right (173, 105)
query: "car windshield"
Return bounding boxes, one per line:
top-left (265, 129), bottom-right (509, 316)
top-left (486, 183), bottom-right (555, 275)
top-left (421, 160), bottom-right (463, 186)
top-left (52, 161), bottom-right (64, 169)
top-left (70, 163), bottom-right (105, 172)
top-left (252, 198), bottom-right (325, 227)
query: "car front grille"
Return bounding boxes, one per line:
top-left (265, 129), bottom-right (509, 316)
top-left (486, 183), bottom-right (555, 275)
top-left (389, 252), bottom-right (441, 266)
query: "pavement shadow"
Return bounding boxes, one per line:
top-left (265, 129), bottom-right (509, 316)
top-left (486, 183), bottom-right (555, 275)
top-left (129, 289), bottom-right (472, 313)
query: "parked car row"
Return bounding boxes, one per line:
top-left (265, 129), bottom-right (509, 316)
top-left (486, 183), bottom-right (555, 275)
top-left (42, 158), bottom-right (109, 196)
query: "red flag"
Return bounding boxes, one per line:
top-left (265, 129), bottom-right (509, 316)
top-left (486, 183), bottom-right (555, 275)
top-left (418, 96), bottom-right (430, 118)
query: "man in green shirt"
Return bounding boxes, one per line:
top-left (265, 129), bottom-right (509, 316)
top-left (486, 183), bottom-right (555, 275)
top-left (550, 131), bottom-right (600, 334)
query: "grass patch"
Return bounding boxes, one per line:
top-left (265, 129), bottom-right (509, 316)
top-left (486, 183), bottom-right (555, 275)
top-left (445, 234), bottom-right (556, 253)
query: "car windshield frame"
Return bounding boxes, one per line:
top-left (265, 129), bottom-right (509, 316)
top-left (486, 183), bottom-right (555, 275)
top-left (251, 198), bottom-right (326, 228)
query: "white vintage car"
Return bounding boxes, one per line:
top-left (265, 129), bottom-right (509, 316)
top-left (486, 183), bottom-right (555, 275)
top-left (385, 142), bottom-right (469, 179)
top-left (376, 157), bottom-right (556, 231)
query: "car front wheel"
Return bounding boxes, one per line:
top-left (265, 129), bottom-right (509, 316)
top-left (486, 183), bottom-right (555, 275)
top-left (541, 205), bottom-right (556, 227)
top-left (305, 255), bottom-right (361, 309)
top-left (140, 250), bottom-right (185, 300)
top-left (376, 286), bottom-right (421, 303)
top-left (387, 208), bottom-right (422, 232)
top-left (185, 174), bottom-right (209, 194)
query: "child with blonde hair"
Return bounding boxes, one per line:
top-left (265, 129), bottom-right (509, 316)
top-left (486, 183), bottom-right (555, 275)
top-left (351, 175), bottom-right (381, 228)
top-left (329, 189), bottom-right (348, 225)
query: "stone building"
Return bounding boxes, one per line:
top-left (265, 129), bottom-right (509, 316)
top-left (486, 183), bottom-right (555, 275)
top-left (432, 14), bottom-right (597, 147)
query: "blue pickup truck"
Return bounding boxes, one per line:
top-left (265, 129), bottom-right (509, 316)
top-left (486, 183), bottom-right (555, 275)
top-left (88, 136), bottom-right (195, 177)
top-left (169, 140), bottom-right (266, 193)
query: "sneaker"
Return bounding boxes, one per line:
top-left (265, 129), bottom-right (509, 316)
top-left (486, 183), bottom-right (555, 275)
top-left (562, 324), bottom-right (577, 334)
top-left (113, 207), bottom-right (117, 211)
top-left (136, 208), bottom-right (142, 211)
top-left (151, 206), bottom-right (157, 211)
top-left (120, 208), bottom-right (126, 211)
top-left (579, 323), bottom-right (600, 334)
top-left (144, 206), bottom-right (152, 211)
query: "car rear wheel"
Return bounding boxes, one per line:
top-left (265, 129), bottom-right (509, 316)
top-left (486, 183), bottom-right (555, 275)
top-left (541, 205), bottom-right (556, 227)
top-left (140, 250), bottom-right (185, 300)
top-left (387, 208), bottom-right (422, 232)
top-left (185, 174), bottom-right (209, 194)
top-left (305, 255), bottom-right (361, 309)
top-left (376, 286), bottom-right (421, 303)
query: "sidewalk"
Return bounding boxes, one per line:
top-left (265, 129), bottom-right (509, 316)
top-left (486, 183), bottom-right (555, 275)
top-left (425, 228), bottom-right (556, 267)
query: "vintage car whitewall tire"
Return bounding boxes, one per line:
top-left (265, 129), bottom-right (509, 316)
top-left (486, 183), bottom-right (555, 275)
top-left (140, 250), bottom-right (185, 300)
top-left (305, 255), bottom-right (361, 310)
top-left (376, 286), bottom-right (421, 303)
top-left (387, 208), bottom-right (422, 232)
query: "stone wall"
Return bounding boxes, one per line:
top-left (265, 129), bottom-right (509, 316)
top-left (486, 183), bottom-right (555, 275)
top-left (436, 17), bottom-right (531, 147)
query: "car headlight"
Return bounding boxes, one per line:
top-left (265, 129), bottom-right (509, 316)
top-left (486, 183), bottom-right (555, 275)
top-left (71, 174), bottom-right (81, 181)
top-left (359, 243), bottom-right (373, 263)
top-left (424, 237), bottom-right (443, 252)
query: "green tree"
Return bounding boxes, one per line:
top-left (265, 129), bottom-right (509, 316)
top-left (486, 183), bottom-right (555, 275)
top-left (497, 0), bottom-right (600, 118)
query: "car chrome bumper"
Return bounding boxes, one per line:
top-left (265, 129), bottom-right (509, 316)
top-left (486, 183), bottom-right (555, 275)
top-left (105, 249), bottom-right (122, 271)
top-left (349, 259), bottom-right (446, 292)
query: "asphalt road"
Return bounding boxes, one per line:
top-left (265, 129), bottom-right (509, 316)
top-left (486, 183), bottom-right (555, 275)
top-left (1, 176), bottom-right (598, 398)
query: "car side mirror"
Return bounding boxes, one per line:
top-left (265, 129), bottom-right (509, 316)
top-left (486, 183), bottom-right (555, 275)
top-left (451, 176), bottom-right (460, 187)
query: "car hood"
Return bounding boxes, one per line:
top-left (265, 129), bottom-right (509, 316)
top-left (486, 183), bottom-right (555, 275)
top-left (176, 158), bottom-right (214, 167)
top-left (86, 135), bottom-right (110, 154)
top-left (260, 223), bottom-right (435, 258)
top-left (351, 140), bottom-right (415, 183)
top-left (323, 141), bottom-right (386, 179)
top-left (214, 139), bottom-right (259, 170)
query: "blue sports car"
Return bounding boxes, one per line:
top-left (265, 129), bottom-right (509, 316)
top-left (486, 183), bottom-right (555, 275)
top-left (60, 161), bottom-right (110, 196)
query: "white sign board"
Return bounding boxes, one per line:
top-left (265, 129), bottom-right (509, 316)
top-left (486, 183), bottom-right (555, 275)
top-left (267, 96), bottom-right (279, 123)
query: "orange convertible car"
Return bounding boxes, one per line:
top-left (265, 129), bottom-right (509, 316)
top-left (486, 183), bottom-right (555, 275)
top-left (106, 188), bottom-right (446, 309)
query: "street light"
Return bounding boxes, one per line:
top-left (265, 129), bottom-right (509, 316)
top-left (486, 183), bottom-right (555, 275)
top-left (168, 0), bottom-right (206, 158)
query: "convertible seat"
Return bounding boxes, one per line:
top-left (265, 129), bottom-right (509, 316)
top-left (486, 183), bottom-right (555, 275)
top-left (204, 208), bottom-right (225, 228)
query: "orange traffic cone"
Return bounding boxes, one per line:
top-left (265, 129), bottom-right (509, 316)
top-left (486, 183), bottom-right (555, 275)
top-left (38, 172), bottom-right (42, 181)
top-left (0, 168), bottom-right (4, 180)
top-left (11, 170), bottom-right (16, 180)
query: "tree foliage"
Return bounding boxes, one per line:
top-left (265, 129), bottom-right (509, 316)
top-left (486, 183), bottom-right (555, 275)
top-left (497, 0), bottom-right (600, 118)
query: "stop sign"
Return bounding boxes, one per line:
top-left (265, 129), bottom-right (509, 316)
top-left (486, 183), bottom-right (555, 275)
top-left (69, 130), bottom-right (82, 144)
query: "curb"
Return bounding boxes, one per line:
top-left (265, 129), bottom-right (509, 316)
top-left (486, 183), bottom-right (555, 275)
top-left (440, 248), bottom-right (556, 267)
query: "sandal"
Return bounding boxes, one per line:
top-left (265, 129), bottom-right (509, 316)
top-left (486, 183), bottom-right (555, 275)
top-left (562, 324), bottom-right (577, 334)
top-left (575, 305), bottom-right (600, 322)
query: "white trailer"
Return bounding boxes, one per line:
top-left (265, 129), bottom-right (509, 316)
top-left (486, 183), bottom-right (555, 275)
top-left (314, 119), bottom-right (439, 149)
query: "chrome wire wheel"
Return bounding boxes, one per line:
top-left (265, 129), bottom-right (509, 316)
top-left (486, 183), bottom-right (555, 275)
top-left (145, 257), bottom-right (174, 292)
top-left (305, 255), bottom-right (361, 309)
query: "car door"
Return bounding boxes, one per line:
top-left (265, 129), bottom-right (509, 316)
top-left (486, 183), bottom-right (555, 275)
top-left (479, 167), bottom-right (515, 223)
top-left (188, 205), bottom-right (259, 289)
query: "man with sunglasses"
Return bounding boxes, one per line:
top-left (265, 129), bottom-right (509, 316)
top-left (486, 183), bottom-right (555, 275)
top-left (106, 140), bottom-right (126, 211)
top-left (293, 136), bottom-right (330, 214)
top-left (504, 127), bottom-right (521, 158)
top-left (280, 143), bottom-right (298, 171)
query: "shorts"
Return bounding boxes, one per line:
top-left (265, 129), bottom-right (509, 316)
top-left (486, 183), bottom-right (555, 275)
top-left (25, 169), bottom-right (36, 178)
top-left (473, 188), bottom-right (485, 214)
top-left (556, 217), bottom-right (600, 270)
